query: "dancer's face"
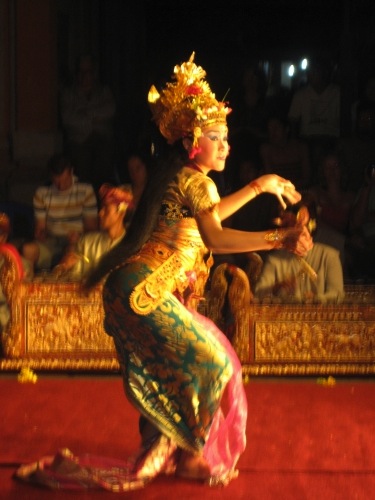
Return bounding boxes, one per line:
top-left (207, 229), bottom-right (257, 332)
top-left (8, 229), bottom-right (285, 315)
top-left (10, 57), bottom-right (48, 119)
top-left (194, 124), bottom-right (230, 174)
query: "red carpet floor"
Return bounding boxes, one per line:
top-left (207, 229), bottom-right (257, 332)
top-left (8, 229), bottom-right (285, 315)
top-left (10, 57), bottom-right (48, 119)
top-left (0, 375), bottom-right (374, 499)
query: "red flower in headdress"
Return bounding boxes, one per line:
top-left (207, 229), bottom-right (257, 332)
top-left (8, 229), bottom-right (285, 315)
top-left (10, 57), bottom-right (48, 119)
top-left (186, 84), bottom-right (203, 95)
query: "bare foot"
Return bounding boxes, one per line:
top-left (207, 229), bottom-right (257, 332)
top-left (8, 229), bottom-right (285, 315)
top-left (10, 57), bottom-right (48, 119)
top-left (175, 451), bottom-right (211, 481)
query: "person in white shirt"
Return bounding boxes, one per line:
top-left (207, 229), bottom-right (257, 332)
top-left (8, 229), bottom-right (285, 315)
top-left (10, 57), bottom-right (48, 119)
top-left (54, 183), bottom-right (133, 281)
top-left (22, 154), bottom-right (98, 273)
top-left (254, 201), bottom-right (345, 303)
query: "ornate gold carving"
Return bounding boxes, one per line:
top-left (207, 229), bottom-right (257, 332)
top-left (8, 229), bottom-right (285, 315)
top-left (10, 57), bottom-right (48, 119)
top-left (238, 300), bottom-right (375, 374)
top-left (2, 244), bottom-right (375, 376)
top-left (1, 245), bottom-right (118, 369)
top-left (25, 302), bottom-right (113, 354)
top-left (0, 357), bottom-right (119, 372)
top-left (6, 281), bottom-right (117, 359)
top-left (242, 363), bottom-right (375, 376)
top-left (254, 320), bottom-right (374, 362)
top-left (207, 262), bottom-right (375, 375)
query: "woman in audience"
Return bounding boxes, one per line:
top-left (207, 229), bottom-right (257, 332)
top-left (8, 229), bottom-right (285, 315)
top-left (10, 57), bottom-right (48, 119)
top-left (307, 150), bottom-right (356, 274)
top-left (309, 150), bottom-right (355, 234)
top-left (120, 149), bottom-right (151, 224)
top-left (347, 162), bottom-right (375, 281)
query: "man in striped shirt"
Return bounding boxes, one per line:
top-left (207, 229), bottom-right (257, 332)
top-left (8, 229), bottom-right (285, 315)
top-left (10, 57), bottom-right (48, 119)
top-left (22, 154), bottom-right (98, 274)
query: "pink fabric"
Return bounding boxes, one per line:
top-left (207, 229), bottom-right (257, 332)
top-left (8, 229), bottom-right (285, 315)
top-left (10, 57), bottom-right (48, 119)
top-left (15, 450), bottom-right (147, 491)
top-left (189, 309), bottom-right (248, 477)
top-left (15, 300), bottom-right (247, 490)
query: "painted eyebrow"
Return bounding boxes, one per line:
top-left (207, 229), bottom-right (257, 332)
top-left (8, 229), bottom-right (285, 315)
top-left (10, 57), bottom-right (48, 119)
top-left (204, 130), bottom-right (228, 135)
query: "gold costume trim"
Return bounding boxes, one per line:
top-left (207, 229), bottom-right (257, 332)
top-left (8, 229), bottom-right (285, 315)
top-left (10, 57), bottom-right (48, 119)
top-left (160, 202), bottom-right (192, 219)
top-left (129, 248), bottom-right (188, 315)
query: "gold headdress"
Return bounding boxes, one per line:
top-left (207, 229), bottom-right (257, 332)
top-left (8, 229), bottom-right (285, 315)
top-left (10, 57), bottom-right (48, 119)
top-left (148, 52), bottom-right (231, 155)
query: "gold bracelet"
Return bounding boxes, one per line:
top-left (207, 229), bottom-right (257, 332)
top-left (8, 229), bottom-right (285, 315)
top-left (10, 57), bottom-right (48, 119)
top-left (248, 180), bottom-right (263, 196)
top-left (264, 228), bottom-right (287, 248)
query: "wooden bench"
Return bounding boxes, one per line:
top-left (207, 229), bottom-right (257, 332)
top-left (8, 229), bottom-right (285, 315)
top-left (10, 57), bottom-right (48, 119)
top-left (0, 244), bottom-right (118, 372)
top-left (208, 264), bottom-right (375, 376)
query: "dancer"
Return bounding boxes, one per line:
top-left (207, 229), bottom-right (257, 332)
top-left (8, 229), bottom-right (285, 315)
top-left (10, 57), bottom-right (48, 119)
top-left (15, 53), bottom-right (312, 491)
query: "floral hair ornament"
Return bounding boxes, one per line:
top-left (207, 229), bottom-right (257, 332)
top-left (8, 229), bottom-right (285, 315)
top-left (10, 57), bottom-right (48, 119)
top-left (148, 52), bottom-right (231, 158)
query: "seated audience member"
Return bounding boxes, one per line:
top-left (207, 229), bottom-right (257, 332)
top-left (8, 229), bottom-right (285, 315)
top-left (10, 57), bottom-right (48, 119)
top-left (119, 149), bottom-right (151, 224)
top-left (254, 202), bottom-right (345, 303)
top-left (260, 115), bottom-right (311, 189)
top-left (53, 184), bottom-right (132, 281)
top-left (234, 65), bottom-right (269, 140)
top-left (60, 54), bottom-right (116, 191)
top-left (309, 150), bottom-right (355, 233)
top-left (22, 154), bottom-right (98, 274)
top-left (347, 162), bottom-right (375, 281)
top-left (0, 214), bottom-right (32, 332)
top-left (338, 100), bottom-right (375, 192)
top-left (307, 150), bottom-right (356, 272)
top-left (0, 213), bottom-right (12, 331)
top-left (287, 57), bottom-right (340, 185)
top-left (350, 75), bottom-right (375, 131)
top-left (288, 57), bottom-right (340, 140)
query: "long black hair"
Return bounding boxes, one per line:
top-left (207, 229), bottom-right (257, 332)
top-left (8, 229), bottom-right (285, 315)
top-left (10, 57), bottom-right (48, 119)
top-left (84, 142), bottom-right (188, 289)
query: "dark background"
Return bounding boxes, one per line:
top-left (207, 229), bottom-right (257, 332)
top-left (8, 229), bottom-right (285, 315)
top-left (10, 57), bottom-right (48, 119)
top-left (55, 0), bottom-right (375, 149)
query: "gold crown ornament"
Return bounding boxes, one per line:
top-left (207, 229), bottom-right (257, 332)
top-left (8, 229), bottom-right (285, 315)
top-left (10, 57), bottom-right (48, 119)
top-left (148, 52), bottom-right (231, 158)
